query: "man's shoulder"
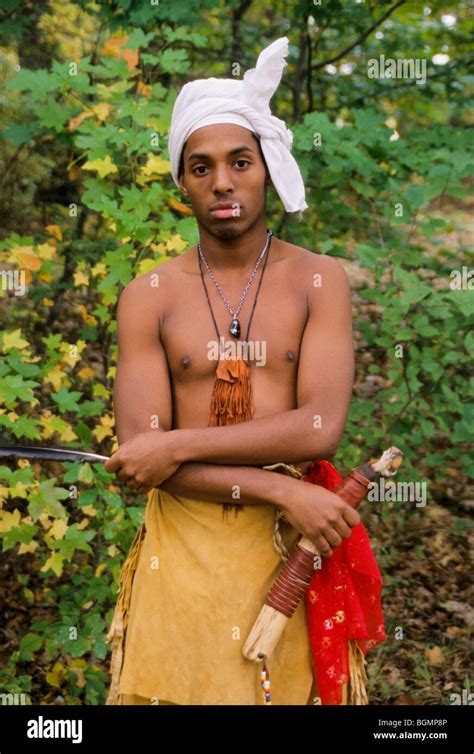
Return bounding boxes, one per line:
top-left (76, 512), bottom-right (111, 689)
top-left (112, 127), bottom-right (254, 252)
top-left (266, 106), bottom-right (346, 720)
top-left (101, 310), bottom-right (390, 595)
top-left (278, 240), bottom-right (349, 281)
top-left (119, 252), bottom-right (191, 301)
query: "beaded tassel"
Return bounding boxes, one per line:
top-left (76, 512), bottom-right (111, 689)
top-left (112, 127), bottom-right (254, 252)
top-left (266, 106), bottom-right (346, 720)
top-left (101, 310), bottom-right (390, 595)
top-left (260, 661), bottom-right (272, 705)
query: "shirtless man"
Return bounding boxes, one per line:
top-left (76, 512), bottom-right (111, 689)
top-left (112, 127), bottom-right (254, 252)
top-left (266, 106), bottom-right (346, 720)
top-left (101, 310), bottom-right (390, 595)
top-left (102, 120), bottom-right (363, 706)
top-left (105, 122), bottom-right (360, 560)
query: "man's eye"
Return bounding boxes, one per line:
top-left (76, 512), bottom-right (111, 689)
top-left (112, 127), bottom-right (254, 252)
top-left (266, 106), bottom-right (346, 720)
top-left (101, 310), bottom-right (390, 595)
top-left (193, 165), bottom-right (209, 175)
top-left (235, 160), bottom-right (250, 168)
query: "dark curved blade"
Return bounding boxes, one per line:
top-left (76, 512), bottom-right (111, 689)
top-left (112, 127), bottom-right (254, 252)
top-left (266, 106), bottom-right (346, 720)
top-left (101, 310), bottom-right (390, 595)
top-left (0, 444), bottom-right (109, 463)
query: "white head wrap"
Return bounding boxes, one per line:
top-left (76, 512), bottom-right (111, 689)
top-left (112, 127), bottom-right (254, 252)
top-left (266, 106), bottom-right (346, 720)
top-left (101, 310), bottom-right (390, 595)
top-left (167, 37), bottom-right (307, 213)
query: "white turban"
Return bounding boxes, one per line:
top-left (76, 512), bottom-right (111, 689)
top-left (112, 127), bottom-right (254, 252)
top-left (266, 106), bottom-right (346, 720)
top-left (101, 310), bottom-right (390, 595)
top-left (167, 37), bottom-right (307, 214)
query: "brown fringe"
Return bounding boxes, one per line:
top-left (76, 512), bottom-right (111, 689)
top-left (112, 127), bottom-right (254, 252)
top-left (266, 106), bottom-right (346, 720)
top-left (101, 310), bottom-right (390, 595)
top-left (209, 358), bottom-right (254, 426)
top-left (347, 639), bottom-right (369, 705)
top-left (105, 521), bottom-right (147, 705)
top-left (209, 357), bottom-right (253, 515)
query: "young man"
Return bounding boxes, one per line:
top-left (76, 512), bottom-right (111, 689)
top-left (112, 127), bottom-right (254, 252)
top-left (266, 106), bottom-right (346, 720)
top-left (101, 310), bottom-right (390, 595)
top-left (104, 38), bottom-right (384, 706)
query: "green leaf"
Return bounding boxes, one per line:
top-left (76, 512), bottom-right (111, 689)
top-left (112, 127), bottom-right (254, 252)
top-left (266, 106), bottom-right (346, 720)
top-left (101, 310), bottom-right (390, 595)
top-left (18, 633), bottom-right (42, 661)
top-left (28, 479), bottom-right (70, 523)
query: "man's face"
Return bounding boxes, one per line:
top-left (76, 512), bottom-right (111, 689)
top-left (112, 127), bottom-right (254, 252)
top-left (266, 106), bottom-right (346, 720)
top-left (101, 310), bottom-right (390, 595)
top-left (177, 124), bottom-right (271, 240)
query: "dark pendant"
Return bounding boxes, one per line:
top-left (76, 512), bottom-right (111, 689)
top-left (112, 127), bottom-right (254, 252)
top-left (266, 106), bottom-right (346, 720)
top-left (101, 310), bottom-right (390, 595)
top-left (229, 318), bottom-right (241, 338)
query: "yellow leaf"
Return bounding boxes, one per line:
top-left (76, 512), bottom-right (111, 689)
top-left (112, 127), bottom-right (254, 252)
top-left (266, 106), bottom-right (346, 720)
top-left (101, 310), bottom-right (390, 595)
top-left (18, 541), bottom-right (39, 555)
top-left (49, 519), bottom-right (68, 540)
top-left (76, 304), bottom-right (97, 325)
top-left (92, 425), bottom-right (112, 442)
top-left (60, 339), bottom-right (87, 367)
top-left (78, 367), bottom-right (95, 380)
top-left (76, 518), bottom-right (89, 530)
top-left (138, 258), bottom-right (159, 275)
top-left (46, 671), bottom-right (61, 687)
top-left (2, 329), bottom-right (30, 351)
top-left (9, 482), bottom-right (29, 498)
top-left (93, 102), bottom-right (112, 121)
top-left (17, 250), bottom-right (42, 270)
top-left (426, 646), bottom-right (444, 666)
top-left (41, 552), bottom-right (64, 577)
top-left (70, 659), bottom-right (87, 669)
top-left (68, 111), bottom-right (94, 131)
top-left (91, 262), bottom-right (107, 277)
top-left (81, 505), bottom-right (98, 517)
top-left (150, 242), bottom-right (167, 254)
top-left (82, 600), bottom-right (94, 610)
top-left (82, 155), bottom-right (118, 178)
top-left (141, 154), bottom-right (170, 177)
top-left (45, 225), bottom-right (62, 241)
top-left (93, 383), bottom-right (110, 400)
top-left (43, 367), bottom-right (65, 391)
top-left (107, 544), bottom-right (118, 557)
top-left (120, 47), bottom-right (139, 71)
top-left (39, 514), bottom-right (53, 530)
top-left (169, 197), bottom-right (193, 216)
top-left (74, 270), bottom-right (90, 287)
top-left (0, 509), bottom-right (21, 532)
top-left (60, 425), bottom-right (77, 442)
top-left (9, 243), bottom-right (33, 261)
top-left (95, 563), bottom-right (107, 578)
top-left (166, 234), bottom-right (188, 254)
top-left (37, 243), bottom-right (56, 260)
top-left (102, 36), bottom-right (139, 71)
top-left (42, 298), bottom-right (54, 307)
top-left (137, 80), bottom-right (152, 98)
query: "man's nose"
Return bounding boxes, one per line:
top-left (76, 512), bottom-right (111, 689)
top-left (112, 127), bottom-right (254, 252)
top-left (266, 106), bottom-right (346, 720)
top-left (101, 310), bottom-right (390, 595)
top-left (212, 164), bottom-right (235, 194)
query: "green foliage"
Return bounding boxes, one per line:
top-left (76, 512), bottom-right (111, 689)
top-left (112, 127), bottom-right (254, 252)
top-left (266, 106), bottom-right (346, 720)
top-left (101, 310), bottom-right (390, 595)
top-left (0, 0), bottom-right (471, 704)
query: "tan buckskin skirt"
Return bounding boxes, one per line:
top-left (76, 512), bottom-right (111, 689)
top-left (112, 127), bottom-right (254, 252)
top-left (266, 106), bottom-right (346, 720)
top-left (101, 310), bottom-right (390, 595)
top-left (105, 484), bottom-right (319, 705)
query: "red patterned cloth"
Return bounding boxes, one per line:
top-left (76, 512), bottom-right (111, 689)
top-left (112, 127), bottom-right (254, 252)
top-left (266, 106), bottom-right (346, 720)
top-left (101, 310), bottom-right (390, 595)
top-left (302, 460), bottom-right (386, 705)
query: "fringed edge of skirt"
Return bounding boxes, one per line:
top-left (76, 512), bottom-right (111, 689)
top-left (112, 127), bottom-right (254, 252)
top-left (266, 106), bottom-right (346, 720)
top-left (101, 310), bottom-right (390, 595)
top-left (346, 639), bottom-right (369, 705)
top-left (105, 521), bottom-right (147, 705)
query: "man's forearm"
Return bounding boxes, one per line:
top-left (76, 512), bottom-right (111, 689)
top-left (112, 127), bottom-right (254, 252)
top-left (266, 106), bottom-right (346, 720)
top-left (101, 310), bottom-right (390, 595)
top-left (170, 406), bottom-right (336, 467)
top-left (159, 460), bottom-right (297, 508)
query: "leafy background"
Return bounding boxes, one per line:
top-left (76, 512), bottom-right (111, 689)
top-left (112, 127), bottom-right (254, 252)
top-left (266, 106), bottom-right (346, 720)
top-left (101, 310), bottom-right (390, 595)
top-left (0, 0), bottom-right (472, 705)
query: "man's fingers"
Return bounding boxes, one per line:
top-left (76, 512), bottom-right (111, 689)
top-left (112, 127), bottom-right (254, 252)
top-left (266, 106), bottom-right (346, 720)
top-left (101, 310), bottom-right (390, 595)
top-left (323, 527), bottom-right (342, 548)
top-left (334, 519), bottom-right (352, 539)
top-left (104, 453), bottom-right (122, 473)
top-left (314, 535), bottom-right (333, 558)
top-left (342, 505), bottom-right (360, 528)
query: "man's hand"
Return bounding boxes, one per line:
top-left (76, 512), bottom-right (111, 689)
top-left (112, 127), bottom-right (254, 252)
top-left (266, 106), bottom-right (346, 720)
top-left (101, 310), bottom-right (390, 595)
top-left (104, 430), bottom-right (181, 495)
top-left (278, 483), bottom-right (361, 558)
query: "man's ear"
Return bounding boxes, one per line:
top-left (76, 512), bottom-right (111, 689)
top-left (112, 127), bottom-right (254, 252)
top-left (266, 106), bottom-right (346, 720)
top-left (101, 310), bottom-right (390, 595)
top-left (178, 175), bottom-right (188, 197)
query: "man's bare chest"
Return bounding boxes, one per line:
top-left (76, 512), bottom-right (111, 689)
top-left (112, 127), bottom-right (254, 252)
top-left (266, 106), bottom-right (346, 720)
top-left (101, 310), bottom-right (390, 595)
top-left (159, 268), bottom-right (309, 385)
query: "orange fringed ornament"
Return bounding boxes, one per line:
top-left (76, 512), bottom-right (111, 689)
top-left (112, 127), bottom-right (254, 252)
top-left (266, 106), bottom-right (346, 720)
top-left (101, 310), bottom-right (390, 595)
top-left (209, 357), bottom-right (254, 426)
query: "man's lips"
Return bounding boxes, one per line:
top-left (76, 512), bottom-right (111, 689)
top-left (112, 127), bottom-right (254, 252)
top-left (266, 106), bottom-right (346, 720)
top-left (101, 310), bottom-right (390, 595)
top-left (210, 208), bottom-right (237, 218)
top-left (209, 202), bottom-right (241, 219)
